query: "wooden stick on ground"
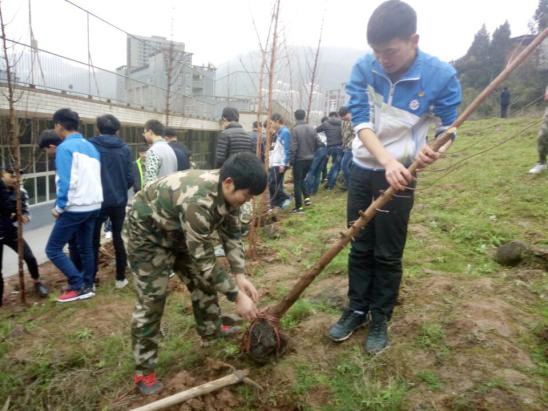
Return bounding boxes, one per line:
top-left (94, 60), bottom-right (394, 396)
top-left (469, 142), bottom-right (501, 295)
top-left (130, 370), bottom-right (251, 411)
top-left (268, 28), bottom-right (548, 319)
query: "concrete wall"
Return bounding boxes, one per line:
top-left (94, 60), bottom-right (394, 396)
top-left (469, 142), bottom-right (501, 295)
top-left (0, 85), bottom-right (221, 131)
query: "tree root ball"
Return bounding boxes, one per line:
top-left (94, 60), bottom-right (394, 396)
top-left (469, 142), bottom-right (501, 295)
top-left (495, 241), bottom-right (528, 266)
top-left (241, 318), bottom-right (287, 364)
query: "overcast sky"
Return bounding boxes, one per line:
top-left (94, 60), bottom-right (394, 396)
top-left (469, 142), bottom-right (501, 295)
top-left (1, 0), bottom-right (541, 70)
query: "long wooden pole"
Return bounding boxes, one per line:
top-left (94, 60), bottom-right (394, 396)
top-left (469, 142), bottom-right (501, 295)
top-left (130, 370), bottom-right (249, 411)
top-left (269, 28), bottom-right (548, 319)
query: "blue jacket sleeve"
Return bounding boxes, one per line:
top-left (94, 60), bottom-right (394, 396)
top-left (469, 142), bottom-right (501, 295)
top-left (346, 59), bottom-right (374, 133)
top-left (55, 144), bottom-right (72, 213)
top-left (282, 128), bottom-right (290, 166)
top-left (433, 72), bottom-right (461, 133)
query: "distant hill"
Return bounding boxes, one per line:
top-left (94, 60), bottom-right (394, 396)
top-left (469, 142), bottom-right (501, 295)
top-left (215, 46), bottom-right (367, 100)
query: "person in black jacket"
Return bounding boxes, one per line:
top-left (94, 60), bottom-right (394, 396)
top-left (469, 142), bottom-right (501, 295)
top-left (317, 112), bottom-right (343, 190)
top-left (89, 114), bottom-right (133, 289)
top-left (165, 128), bottom-right (191, 171)
top-left (290, 109), bottom-right (321, 212)
top-left (0, 168), bottom-right (49, 305)
top-left (500, 87), bottom-right (510, 118)
top-left (215, 107), bottom-right (254, 168)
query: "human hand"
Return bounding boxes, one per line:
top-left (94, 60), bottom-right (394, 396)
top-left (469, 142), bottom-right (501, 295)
top-left (415, 145), bottom-right (440, 169)
top-left (385, 159), bottom-right (413, 191)
top-left (51, 209), bottom-right (59, 219)
top-left (235, 291), bottom-right (259, 321)
top-left (235, 274), bottom-right (259, 303)
top-left (21, 215), bottom-right (29, 224)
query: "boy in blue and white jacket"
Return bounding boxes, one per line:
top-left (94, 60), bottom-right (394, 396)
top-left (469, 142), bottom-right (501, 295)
top-left (45, 108), bottom-right (103, 303)
top-left (268, 113), bottom-right (291, 209)
top-left (327, 0), bottom-right (461, 353)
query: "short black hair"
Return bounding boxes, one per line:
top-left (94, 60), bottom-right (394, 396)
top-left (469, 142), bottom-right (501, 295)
top-left (53, 108), bottom-right (79, 131)
top-left (294, 109), bottom-right (306, 121)
top-left (38, 129), bottom-right (62, 148)
top-left (164, 127), bottom-right (177, 137)
top-left (339, 107), bottom-right (349, 117)
top-left (220, 152), bottom-right (267, 196)
top-left (271, 113), bottom-right (284, 124)
top-left (328, 111), bottom-right (339, 118)
top-left (96, 114), bottom-right (121, 135)
top-left (321, 116), bottom-right (328, 123)
top-left (144, 119), bottom-right (164, 136)
top-left (367, 0), bottom-right (417, 45)
top-left (252, 121), bottom-right (259, 129)
top-left (222, 107), bottom-right (239, 122)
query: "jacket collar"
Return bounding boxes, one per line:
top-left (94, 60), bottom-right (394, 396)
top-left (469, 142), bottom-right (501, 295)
top-left (225, 122), bottom-right (243, 130)
top-left (372, 48), bottom-right (424, 82)
top-left (64, 132), bottom-right (83, 141)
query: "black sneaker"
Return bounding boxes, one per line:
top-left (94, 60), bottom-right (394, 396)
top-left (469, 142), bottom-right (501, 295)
top-left (328, 309), bottom-right (368, 342)
top-left (34, 281), bottom-right (49, 298)
top-left (365, 312), bottom-right (389, 354)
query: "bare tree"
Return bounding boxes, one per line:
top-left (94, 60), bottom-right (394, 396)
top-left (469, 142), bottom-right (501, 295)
top-left (306, 14), bottom-right (324, 123)
top-left (0, 1), bottom-right (27, 304)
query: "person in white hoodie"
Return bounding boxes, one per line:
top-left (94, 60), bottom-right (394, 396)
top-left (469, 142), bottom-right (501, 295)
top-left (45, 108), bottom-right (103, 303)
top-left (268, 113), bottom-right (291, 209)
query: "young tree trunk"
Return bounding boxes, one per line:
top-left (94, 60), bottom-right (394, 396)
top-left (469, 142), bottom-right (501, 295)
top-left (0, 3), bottom-right (26, 304)
top-left (306, 16), bottom-right (324, 123)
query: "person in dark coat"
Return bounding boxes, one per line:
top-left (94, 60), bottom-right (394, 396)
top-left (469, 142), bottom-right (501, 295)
top-left (89, 114), bottom-right (132, 289)
top-left (165, 128), bottom-right (191, 171)
top-left (0, 168), bottom-right (49, 305)
top-left (215, 107), bottom-right (254, 168)
top-left (500, 87), bottom-right (510, 118)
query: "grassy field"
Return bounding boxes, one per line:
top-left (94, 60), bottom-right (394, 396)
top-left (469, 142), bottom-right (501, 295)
top-left (0, 115), bottom-right (546, 410)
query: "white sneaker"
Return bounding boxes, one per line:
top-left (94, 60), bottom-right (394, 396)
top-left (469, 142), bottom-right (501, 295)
top-left (528, 163), bottom-right (547, 174)
top-left (214, 244), bottom-right (225, 257)
top-left (115, 278), bottom-right (129, 289)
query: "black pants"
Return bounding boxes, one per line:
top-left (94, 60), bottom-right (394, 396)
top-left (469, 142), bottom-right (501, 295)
top-left (293, 159), bottom-right (312, 209)
top-left (346, 165), bottom-right (414, 319)
top-left (501, 104), bottom-right (509, 118)
top-left (269, 167), bottom-right (289, 208)
top-left (1, 228), bottom-right (40, 305)
top-left (93, 206), bottom-right (127, 281)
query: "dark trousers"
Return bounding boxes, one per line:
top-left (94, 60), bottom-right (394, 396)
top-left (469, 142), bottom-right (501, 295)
top-left (0, 228), bottom-right (40, 305)
top-left (93, 206), bottom-right (127, 281)
top-left (45, 210), bottom-right (99, 290)
top-left (269, 167), bottom-right (289, 208)
top-left (305, 146), bottom-right (328, 195)
top-left (326, 145), bottom-right (344, 189)
top-left (293, 159), bottom-right (312, 209)
top-left (501, 104), bottom-right (509, 118)
top-left (346, 165), bottom-right (414, 319)
top-left (341, 149), bottom-right (353, 188)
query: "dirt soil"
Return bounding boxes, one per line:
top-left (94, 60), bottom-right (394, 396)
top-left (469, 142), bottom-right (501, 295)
top-left (2, 223), bottom-right (546, 410)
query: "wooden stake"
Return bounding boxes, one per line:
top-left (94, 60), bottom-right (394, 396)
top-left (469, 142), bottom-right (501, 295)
top-left (269, 28), bottom-right (548, 319)
top-left (130, 370), bottom-right (250, 411)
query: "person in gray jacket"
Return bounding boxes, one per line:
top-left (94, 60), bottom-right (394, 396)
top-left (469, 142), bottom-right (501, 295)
top-left (290, 109), bottom-right (322, 212)
top-left (142, 119), bottom-right (178, 185)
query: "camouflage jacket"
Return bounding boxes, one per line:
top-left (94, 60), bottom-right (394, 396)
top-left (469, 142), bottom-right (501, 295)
top-left (341, 119), bottom-right (354, 149)
top-left (129, 169), bottom-right (244, 297)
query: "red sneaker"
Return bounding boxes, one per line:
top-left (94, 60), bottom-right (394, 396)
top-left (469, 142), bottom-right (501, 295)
top-left (56, 287), bottom-right (94, 303)
top-left (134, 373), bottom-right (163, 395)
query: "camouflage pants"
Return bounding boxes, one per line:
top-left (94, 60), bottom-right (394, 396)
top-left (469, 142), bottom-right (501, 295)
top-left (538, 114), bottom-right (548, 164)
top-left (127, 229), bottom-right (221, 374)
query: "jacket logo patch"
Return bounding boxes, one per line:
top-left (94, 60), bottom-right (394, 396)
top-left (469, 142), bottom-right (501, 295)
top-left (409, 99), bottom-right (420, 110)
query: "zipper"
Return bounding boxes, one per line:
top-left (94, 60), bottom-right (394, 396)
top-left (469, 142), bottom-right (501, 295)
top-left (372, 69), bottom-right (420, 107)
